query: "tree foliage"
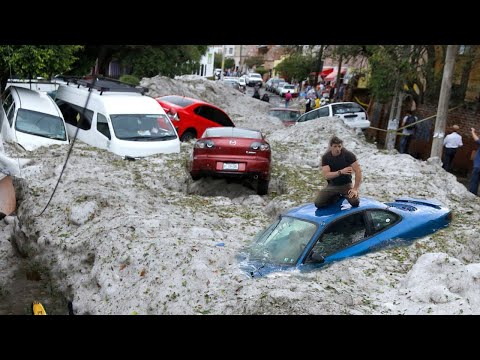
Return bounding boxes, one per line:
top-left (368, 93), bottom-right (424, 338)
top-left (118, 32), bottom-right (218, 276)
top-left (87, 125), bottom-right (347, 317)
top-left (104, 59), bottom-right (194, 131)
top-left (0, 45), bottom-right (83, 92)
top-left (244, 55), bottom-right (264, 69)
top-left (115, 45), bottom-right (208, 78)
top-left (330, 45), bottom-right (370, 64)
top-left (214, 52), bottom-right (222, 69)
top-left (274, 53), bottom-right (316, 83)
top-left (224, 58), bottom-right (235, 70)
top-left (367, 45), bottom-right (420, 103)
top-left (119, 74), bottom-right (140, 86)
top-left (213, 53), bottom-right (235, 71)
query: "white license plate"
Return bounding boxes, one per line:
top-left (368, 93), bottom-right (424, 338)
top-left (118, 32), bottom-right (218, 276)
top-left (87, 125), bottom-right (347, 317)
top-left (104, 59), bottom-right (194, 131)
top-left (223, 163), bottom-right (239, 170)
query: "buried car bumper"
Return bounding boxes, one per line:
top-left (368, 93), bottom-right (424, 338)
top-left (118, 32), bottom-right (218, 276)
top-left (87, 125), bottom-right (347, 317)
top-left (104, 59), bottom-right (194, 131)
top-left (190, 155), bottom-right (270, 180)
top-left (342, 119), bottom-right (370, 129)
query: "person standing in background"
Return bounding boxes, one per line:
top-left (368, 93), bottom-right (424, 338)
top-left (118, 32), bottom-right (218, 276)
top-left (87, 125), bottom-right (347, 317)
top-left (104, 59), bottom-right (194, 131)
top-left (285, 91), bottom-right (292, 108)
top-left (442, 124), bottom-right (463, 172)
top-left (399, 110), bottom-right (417, 154)
top-left (469, 128), bottom-right (480, 195)
top-left (305, 97), bottom-right (312, 113)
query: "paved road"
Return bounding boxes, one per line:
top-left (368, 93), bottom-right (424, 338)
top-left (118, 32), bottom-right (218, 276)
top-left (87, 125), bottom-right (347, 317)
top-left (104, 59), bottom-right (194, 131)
top-left (244, 86), bottom-right (285, 108)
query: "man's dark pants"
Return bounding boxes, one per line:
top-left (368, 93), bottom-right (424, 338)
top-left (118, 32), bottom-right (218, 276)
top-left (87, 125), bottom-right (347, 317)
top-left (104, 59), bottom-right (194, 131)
top-left (314, 183), bottom-right (359, 208)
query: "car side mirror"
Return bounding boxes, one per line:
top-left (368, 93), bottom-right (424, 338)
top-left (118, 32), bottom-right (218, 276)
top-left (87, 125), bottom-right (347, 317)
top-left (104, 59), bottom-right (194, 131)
top-left (308, 251), bottom-right (325, 263)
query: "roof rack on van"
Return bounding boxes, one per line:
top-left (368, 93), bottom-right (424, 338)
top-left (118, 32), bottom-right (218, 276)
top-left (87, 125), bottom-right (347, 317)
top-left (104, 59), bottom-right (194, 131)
top-left (60, 76), bottom-right (148, 95)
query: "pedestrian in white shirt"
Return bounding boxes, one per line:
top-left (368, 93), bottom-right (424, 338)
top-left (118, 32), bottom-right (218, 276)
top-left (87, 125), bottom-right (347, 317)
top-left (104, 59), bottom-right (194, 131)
top-left (442, 124), bottom-right (463, 172)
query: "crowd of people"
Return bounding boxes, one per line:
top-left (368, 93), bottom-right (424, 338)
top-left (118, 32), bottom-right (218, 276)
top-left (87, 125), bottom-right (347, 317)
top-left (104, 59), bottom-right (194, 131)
top-left (217, 69), bottom-right (479, 197)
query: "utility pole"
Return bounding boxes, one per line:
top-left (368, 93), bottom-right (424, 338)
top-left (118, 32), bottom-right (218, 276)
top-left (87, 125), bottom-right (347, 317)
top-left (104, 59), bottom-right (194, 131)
top-left (220, 45), bottom-right (225, 81)
top-left (334, 53), bottom-right (343, 101)
top-left (431, 45), bottom-right (459, 159)
top-left (239, 45), bottom-right (243, 74)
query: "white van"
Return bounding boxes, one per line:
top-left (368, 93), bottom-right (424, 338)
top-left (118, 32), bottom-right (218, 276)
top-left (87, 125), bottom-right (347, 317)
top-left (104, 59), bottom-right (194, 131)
top-left (54, 78), bottom-right (180, 158)
top-left (0, 86), bottom-right (69, 150)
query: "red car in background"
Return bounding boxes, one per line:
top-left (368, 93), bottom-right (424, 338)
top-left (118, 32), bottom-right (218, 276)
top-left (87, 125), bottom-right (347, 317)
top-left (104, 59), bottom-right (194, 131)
top-left (267, 108), bottom-right (301, 127)
top-left (188, 127), bottom-right (271, 195)
top-left (155, 95), bottom-right (235, 142)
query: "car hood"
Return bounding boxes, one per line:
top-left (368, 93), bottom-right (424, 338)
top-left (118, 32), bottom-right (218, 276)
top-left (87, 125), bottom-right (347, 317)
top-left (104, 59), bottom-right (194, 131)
top-left (237, 253), bottom-right (293, 278)
top-left (15, 131), bottom-right (69, 151)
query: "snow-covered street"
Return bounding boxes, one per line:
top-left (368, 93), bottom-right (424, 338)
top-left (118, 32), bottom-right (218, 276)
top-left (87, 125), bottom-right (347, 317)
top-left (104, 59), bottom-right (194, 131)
top-left (1, 75), bottom-right (479, 315)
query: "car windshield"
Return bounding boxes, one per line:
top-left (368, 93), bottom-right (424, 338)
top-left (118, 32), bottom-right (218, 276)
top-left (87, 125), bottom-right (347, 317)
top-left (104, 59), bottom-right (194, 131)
top-left (246, 216), bottom-right (317, 265)
top-left (110, 114), bottom-right (177, 141)
top-left (332, 103), bottom-right (364, 115)
top-left (15, 109), bottom-right (67, 140)
top-left (158, 96), bottom-right (195, 108)
top-left (268, 110), bottom-right (300, 121)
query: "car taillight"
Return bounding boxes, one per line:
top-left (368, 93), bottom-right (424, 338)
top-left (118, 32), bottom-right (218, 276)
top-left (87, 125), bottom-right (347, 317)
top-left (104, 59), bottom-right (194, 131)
top-left (194, 140), bottom-right (215, 149)
top-left (250, 142), bottom-right (270, 151)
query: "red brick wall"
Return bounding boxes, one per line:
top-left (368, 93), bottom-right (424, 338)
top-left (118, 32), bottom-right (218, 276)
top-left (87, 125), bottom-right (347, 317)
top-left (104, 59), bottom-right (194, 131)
top-left (413, 104), bottom-right (479, 175)
top-left (366, 102), bottom-right (480, 175)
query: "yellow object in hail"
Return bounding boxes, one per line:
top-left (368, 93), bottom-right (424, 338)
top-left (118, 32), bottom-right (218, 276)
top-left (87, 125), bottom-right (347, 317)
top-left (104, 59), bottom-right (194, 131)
top-left (32, 301), bottom-right (47, 315)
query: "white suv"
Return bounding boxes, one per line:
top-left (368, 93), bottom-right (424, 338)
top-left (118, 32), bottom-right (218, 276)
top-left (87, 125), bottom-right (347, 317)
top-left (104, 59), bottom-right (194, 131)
top-left (296, 102), bottom-right (370, 129)
top-left (246, 73), bottom-right (264, 87)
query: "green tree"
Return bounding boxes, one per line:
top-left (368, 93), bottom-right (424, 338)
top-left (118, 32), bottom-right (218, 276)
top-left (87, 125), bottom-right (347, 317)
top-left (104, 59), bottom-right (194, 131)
top-left (244, 55), bottom-right (264, 69)
top-left (116, 45), bottom-right (208, 78)
top-left (214, 52), bottom-right (223, 69)
top-left (119, 74), bottom-right (140, 86)
top-left (224, 58), bottom-right (235, 70)
top-left (274, 53), bottom-right (316, 83)
top-left (0, 45), bottom-right (83, 92)
top-left (367, 45), bottom-right (419, 103)
top-left (255, 66), bottom-right (268, 76)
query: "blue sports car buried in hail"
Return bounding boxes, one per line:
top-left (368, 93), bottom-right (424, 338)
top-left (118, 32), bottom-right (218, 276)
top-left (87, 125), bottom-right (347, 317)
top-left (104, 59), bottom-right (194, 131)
top-left (240, 197), bottom-right (452, 277)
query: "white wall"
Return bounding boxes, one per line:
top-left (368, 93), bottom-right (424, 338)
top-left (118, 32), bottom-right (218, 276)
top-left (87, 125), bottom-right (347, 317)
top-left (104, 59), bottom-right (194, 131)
top-left (196, 47), bottom-right (215, 78)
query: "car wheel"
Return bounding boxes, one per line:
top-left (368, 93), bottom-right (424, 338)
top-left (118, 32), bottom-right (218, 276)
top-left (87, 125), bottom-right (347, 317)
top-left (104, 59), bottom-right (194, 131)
top-left (257, 179), bottom-right (269, 195)
top-left (180, 131), bottom-right (196, 142)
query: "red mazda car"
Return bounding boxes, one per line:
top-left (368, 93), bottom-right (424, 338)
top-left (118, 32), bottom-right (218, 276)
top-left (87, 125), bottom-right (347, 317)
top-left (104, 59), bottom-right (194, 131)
top-left (155, 95), bottom-right (235, 142)
top-left (188, 127), bottom-right (271, 195)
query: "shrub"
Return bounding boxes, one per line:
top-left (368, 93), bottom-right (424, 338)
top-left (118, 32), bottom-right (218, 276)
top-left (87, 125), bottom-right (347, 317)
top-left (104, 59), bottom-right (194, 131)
top-left (119, 75), bottom-right (140, 86)
top-left (255, 66), bottom-right (269, 76)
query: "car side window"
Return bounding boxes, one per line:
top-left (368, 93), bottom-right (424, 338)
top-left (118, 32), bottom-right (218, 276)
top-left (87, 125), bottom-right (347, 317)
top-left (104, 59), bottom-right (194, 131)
top-left (366, 210), bottom-right (399, 236)
top-left (297, 114), bottom-right (306, 123)
top-left (2, 91), bottom-right (13, 117)
top-left (212, 108), bottom-right (233, 126)
top-left (194, 105), bottom-right (215, 121)
top-left (317, 107), bottom-right (330, 117)
top-left (289, 111), bottom-right (300, 120)
top-left (96, 113), bottom-right (111, 140)
top-left (7, 102), bottom-right (16, 126)
top-left (306, 212), bottom-right (367, 262)
top-left (57, 101), bottom-right (93, 130)
top-left (305, 109), bottom-right (319, 121)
